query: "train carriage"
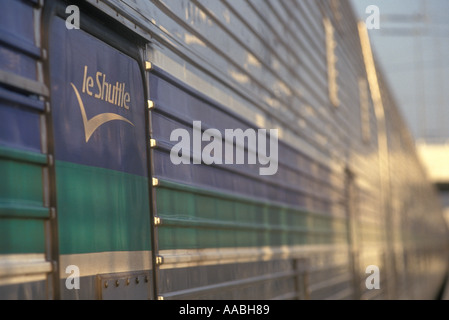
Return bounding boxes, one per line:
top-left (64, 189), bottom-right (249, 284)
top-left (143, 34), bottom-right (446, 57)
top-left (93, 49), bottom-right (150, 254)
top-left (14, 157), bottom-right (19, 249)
top-left (0, 0), bottom-right (448, 300)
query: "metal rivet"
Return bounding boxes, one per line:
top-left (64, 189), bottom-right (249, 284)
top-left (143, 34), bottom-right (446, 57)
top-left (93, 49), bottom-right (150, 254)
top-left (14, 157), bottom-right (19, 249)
top-left (156, 256), bottom-right (163, 265)
top-left (145, 276), bottom-right (149, 283)
top-left (145, 61), bottom-right (152, 71)
top-left (152, 178), bottom-right (159, 187)
top-left (115, 280), bottom-right (120, 287)
top-left (147, 100), bottom-right (154, 109)
top-left (135, 277), bottom-right (140, 284)
top-left (47, 154), bottom-right (54, 166)
top-left (104, 281), bottom-right (109, 288)
top-left (126, 278), bottom-right (130, 286)
top-left (154, 216), bottom-right (161, 226)
top-left (50, 207), bottom-right (56, 220)
top-left (45, 102), bottom-right (51, 113)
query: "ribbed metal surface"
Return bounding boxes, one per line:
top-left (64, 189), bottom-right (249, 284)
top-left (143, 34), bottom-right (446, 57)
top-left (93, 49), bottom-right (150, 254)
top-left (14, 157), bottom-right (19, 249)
top-left (0, 0), bottom-right (55, 298)
top-left (139, 0), bottom-right (447, 300)
top-left (0, 0), bottom-right (447, 300)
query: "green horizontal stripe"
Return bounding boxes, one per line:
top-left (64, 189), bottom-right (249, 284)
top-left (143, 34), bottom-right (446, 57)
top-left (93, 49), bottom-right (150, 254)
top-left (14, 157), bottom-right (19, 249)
top-left (56, 161), bottom-right (151, 254)
top-left (155, 179), bottom-right (348, 250)
top-left (159, 215), bottom-right (346, 236)
top-left (156, 178), bottom-right (345, 222)
top-left (0, 218), bottom-right (45, 254)
top-left (0, 145), bottom-right (47, 165)
top-left (0, 157), bottom-right (44, 206)
top-left (0, 201), bottom-right (50, 219)
top-left (0, 147), bottom-right (47, 254)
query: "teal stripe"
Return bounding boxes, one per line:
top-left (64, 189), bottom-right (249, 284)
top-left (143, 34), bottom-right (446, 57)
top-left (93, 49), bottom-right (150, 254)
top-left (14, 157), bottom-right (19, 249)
top-left (0, 145), bottom-right (47, 165)
top-left (156, 179), bottom-right (348, 250)
top-left (156, 178), bottom-right (345, 222)
top-left (0, 218), bottom-right (45, 254)
top-left (56, 161), bottom-right (151, 254)
top-left (0, 201), bottom-right (49, 219)
top-left (0, 157), bottom-right (44, 205)
top-left (0, 147), bottom-right (46, 254)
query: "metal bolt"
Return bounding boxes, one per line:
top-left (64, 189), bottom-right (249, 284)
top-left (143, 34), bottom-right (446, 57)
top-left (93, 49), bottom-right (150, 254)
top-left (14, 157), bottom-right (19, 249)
top-left (115, 280), bottom-right (120, 287)
top-left (47, 154), bottom-right (54, 166)
top-left (135, 277), bottom-right (140, 284)
top-left (50, 207), bottom-right (56, 220)
top-left (45, 102), bottom-right (51, 113)
top-left (145, 276), bottom-right (149, 283)
top-left (104, 281), bottom-right (109, 288)
top-left (126, 278), bottom-right (130, 286)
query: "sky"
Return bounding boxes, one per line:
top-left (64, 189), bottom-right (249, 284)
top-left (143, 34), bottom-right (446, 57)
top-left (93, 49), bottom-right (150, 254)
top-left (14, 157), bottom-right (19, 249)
top-left (350, 0), bottom-right (449, 143)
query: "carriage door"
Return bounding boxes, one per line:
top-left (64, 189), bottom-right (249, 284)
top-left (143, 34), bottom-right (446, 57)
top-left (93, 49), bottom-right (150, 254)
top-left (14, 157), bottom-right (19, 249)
top-left (46, 3), bottom-right (153, 299)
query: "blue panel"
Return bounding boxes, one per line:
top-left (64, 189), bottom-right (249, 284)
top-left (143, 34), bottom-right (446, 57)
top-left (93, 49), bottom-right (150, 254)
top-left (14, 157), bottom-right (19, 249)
top-left (148, 66), bottom-right (337, 214)
top-left (49, 17), bottom-right (147, 177)
top-left (0, 103), bottom-right (41, 152)
top-left (0, 0), bottom-right (37, 79)
top-left (0, 0), bottom-right (35, 45)
top-left (0, 45), bottom-right (37, 80)
top-left (0, 28), bottom-right (41, 58)
top-left (0, 87), bottom-right (44, 111)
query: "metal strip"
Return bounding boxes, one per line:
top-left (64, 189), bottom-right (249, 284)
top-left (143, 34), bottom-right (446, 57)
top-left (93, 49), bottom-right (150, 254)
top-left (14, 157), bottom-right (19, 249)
top-left (0, 145), bottom-right (47, 165)
top-left (0, 28), bottom-right (41, 58)
top-left (0, 70), bottom-right (49, 96)
top-left (0, 87), bottom-right (45, 111)
top-left (59, 251), bottom-right (153, 278)
top-left (271, 292), bottom-right (298, 300)
top-left (159, 270), bottom-right (298, 299)
top-left (144, 54), bottom-right (159, 299)
top-left (159, 215), bottom-right (346, 236)
top-left (0, 254), bottom-right (52, 278)
top-left (0, 202), bottom-right (50, 219)
top-left (308, 272), bottom-right (352, 293)
top-left (324, 287), bottom-right (354, 300)
top-left (159, 244), bottom-right (349, 270)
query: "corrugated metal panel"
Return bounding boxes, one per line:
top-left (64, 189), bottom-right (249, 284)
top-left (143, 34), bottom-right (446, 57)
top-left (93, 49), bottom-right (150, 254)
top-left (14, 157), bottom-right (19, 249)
top-left (0, 0), bottom-right (446, 300)
top-left (0, 0), bottom-right (54, 299)
top-left (140, 0), bottom-right (357, 298)
top-left (101, 0), bottom-right (447, 300)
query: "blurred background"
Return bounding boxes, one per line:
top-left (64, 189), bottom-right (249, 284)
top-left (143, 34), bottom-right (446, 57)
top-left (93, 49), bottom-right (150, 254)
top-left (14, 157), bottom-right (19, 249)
top-left (351, 0), bottom-right (449, 224)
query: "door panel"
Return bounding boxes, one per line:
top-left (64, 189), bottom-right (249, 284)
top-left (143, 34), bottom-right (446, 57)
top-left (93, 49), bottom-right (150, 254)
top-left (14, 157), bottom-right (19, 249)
top-left (48, 13), bottom-right (152, 299)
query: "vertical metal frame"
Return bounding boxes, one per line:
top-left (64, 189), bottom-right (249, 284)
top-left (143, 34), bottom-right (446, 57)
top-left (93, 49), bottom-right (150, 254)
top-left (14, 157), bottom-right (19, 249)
top-left (144, 57), bottom-right (163, 300)
top-left (144, 54), bottom-right (161, 300)
top-left (41, 0), bottom-right (60, 300)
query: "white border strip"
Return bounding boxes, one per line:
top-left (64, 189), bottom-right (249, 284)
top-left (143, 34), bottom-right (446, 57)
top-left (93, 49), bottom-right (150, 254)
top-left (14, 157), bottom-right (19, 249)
top-left (59, 251), bottom-right (152, 278)
top-left (0, 254), bottom-right (51, 286)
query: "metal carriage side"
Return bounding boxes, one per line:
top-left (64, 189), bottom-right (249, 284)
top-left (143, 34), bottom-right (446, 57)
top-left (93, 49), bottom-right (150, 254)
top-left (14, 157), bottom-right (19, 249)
top-left (0, 0), bottom-right (448, 300)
